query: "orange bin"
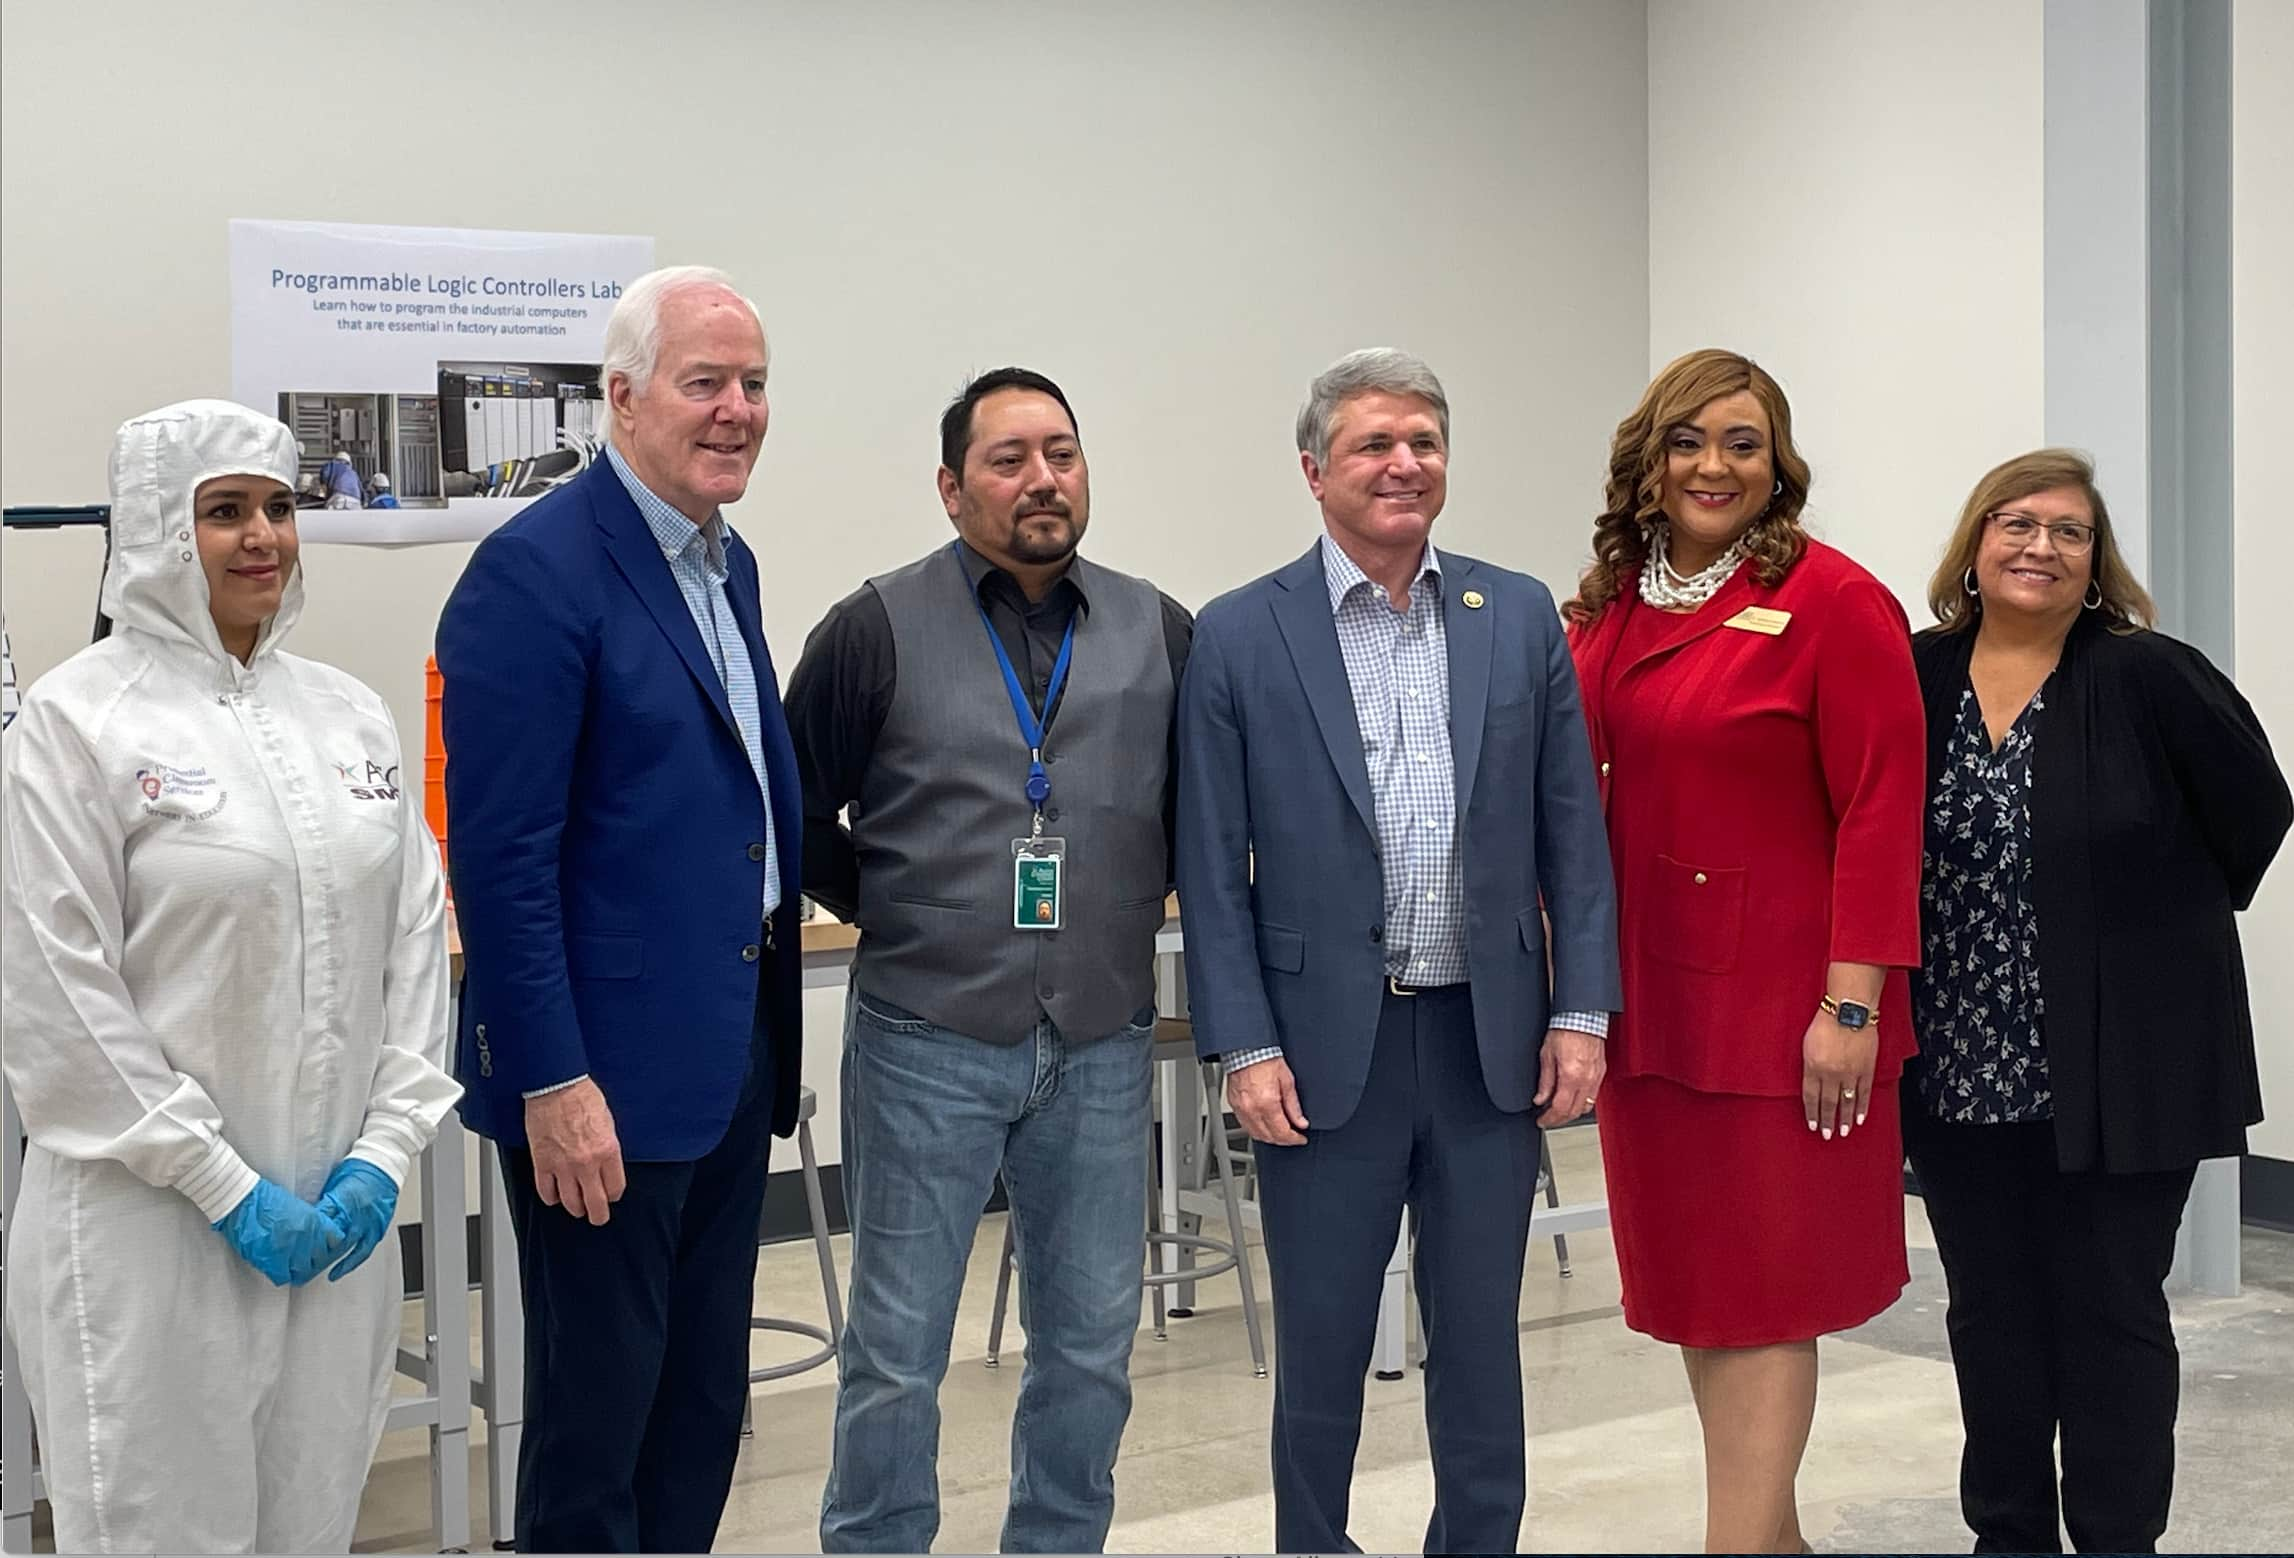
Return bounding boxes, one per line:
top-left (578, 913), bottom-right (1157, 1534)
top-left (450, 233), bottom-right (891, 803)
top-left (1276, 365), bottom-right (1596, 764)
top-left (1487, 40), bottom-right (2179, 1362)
top-left (424, 655), bottom-right (450, 897)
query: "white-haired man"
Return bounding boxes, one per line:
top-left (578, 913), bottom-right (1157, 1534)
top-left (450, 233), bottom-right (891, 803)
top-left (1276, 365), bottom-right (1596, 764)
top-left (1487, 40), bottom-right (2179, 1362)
top-left (438, 266), bottom-right (803, 1552)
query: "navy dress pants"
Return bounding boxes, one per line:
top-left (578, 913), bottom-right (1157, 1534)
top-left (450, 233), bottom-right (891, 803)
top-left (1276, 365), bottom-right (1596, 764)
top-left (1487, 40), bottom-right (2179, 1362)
top-left (1253, 984), bottom-right (1542, 1555)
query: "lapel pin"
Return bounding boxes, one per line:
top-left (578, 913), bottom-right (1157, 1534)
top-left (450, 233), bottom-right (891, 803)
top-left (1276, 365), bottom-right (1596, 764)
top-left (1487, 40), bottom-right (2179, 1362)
top-left (1461, 590), bottom-right (1486, 609)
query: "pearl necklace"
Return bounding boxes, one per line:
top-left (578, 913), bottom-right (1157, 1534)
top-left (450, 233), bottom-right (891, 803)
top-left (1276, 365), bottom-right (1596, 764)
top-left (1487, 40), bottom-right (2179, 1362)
top-left (1639, 525), bottom-right (1746, 611)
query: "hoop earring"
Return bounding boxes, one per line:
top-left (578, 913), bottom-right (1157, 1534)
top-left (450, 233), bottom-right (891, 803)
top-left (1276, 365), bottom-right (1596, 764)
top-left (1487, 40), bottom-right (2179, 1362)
top-left (1963, 566), bottom-right (1979, 598)
top-left (2084, 581), bottom-right (2104, 611)
top-left (1772, 479), bottom-right (1784, 497)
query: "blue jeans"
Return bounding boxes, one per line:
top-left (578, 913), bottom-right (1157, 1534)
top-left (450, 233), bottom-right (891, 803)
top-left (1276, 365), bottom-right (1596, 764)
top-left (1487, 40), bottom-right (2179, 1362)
top-left (820, 989), bottom-right (1154, 1553)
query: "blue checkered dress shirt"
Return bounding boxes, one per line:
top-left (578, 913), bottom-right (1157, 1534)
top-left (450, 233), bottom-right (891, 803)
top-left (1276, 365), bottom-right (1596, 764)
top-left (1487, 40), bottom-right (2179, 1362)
top-left (1224, 536), bottom-right (1606, 1075)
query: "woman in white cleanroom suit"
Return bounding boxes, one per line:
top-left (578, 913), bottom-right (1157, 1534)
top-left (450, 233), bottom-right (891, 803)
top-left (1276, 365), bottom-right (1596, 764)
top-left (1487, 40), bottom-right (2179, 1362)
top-left (1, 401), bottom-right (460, 1553)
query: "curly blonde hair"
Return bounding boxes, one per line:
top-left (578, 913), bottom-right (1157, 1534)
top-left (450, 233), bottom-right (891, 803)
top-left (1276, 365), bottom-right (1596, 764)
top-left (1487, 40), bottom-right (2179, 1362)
top-left (1924, 448), bottom-right (2153, 634)
top-left (1564, 348), bottom-right (1813, 626)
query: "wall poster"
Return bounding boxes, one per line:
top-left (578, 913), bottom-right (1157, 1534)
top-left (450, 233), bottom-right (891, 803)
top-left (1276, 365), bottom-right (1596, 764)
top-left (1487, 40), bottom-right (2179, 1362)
top-left (229, 219), bottom-right (655, 544)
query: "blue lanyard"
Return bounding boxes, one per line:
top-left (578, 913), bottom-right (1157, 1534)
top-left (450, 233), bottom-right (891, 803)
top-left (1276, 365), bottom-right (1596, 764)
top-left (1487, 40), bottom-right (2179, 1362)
top-left (970, 566), bottom-right (1076, 814)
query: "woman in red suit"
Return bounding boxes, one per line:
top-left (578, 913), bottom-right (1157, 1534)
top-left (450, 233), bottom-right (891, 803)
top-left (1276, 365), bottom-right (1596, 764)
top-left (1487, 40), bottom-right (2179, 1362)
top-left (1566, 349), bottom-right (1925, 1554)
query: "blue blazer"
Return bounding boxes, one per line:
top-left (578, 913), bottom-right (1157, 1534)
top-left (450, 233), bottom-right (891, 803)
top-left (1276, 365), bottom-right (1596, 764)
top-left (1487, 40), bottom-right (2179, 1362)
top-left (1175, 542), bottom-right (1620, 1132)
top-left (437, 459), bottom-right (804, 1156)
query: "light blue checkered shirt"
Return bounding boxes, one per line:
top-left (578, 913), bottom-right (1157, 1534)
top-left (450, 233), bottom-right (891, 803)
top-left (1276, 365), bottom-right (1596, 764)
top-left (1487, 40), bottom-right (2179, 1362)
top-left (1223, 535), bottom-right (1605, 1076)
top-left (606, 445), bottom-right (779, 915)
top-left (524, 452), bottom-right (784, 1101)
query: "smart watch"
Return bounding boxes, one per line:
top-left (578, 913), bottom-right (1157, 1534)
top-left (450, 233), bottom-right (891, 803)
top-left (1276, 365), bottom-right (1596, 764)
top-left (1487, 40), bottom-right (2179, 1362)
top-left (1820, 994), bottom-right (1876, 1031)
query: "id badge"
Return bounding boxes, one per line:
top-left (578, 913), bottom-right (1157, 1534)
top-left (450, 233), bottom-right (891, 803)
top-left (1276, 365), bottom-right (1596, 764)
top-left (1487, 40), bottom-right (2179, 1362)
top-left (1012, 836), bottom-right (1067, 930)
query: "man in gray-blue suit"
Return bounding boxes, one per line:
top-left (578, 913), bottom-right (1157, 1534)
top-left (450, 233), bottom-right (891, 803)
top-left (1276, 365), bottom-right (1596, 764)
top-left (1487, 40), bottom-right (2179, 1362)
top-left (1176, 348), bottom-right (1622, 1554)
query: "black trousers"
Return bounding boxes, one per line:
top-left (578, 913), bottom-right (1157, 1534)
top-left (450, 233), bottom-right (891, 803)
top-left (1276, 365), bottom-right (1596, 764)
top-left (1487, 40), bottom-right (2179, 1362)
top-left (1253, 985), bottom-right (1541, 1555)
top-left (1903, 1107), bottom-right (2195, 1554)
top-left (502, 1006), bottom-right (778, 1553)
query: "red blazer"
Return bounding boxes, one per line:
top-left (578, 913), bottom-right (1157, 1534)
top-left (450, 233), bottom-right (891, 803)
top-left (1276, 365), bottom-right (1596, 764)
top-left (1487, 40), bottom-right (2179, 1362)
top-left (1569, 540), bottom-right (1924, 1097)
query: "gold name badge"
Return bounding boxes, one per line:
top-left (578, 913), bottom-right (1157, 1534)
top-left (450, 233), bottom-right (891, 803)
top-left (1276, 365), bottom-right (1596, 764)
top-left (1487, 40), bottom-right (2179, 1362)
top-left (1723, 606), bottom-right (1793, 636)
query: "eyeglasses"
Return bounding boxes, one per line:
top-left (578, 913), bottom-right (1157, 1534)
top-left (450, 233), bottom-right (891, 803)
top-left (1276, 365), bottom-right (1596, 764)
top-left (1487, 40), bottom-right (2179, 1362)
top-left (1985, 511), bottom-right (2096, 555)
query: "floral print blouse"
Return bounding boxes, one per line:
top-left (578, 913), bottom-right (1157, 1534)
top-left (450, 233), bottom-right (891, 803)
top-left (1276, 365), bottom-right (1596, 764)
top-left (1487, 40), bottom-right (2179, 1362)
top-left (1913, 681), bottom-right (2054, 1123)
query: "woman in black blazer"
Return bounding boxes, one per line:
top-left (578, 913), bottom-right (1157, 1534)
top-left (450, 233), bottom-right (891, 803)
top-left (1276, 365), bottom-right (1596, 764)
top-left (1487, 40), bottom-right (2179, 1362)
top-left (1907, 448), bottom-right (2289, 1555)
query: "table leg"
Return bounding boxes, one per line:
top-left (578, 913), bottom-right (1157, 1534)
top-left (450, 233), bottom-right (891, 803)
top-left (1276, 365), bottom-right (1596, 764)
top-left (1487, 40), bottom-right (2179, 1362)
top-left (478, 1140), bottom-right (523, 1550)
top-left (422, 1118), bottom-right (472, 1551)
top-left (1372, 1220), bottom-right (1408, 1379)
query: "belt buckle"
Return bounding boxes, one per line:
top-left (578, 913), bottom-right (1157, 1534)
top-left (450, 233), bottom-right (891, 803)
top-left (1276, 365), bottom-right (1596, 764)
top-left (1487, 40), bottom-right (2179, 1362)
top-left (1387, 975), bottom-right (1415, 997)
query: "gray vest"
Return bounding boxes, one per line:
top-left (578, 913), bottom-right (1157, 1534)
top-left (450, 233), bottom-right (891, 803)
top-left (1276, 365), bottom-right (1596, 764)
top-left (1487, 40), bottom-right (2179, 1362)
top-left (853, 545), bottom-right (1174, 1044)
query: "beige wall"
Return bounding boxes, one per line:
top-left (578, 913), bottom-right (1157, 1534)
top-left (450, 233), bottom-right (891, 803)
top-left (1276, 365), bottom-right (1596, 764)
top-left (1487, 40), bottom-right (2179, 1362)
top-left (7, 0), bottom-right (2288, 1197)
top-left (1, 0), bottom-right (1652, 729)
top-left (1642, 0), bottom-right (2291, 1165)
top-left (1645, 0), bottom-right (2047, 612)
top-left (1, 0), bottom-right (1653, 1172)
top-left (2233, 0), bottom-right (2294, 1161)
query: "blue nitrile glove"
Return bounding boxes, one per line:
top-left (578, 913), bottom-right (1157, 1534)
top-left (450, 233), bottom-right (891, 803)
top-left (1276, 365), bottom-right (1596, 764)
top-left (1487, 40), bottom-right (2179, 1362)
top-left (314, 1158), bottom-right (400, 1281)
top-left (212, 1178), bottom-right (352, 1287)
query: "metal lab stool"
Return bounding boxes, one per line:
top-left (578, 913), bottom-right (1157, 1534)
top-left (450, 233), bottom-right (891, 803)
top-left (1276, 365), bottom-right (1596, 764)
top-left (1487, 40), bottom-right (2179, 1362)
top-left (742, 1086), bottom-right (843, 1436)
top-left (1538, 1118), bottom-right (1576, 1278)
top-left (983, 1019), bottom-right (1268, 1377)
top-left (1397, 1113), bottom-right (1587, 1377)
top-left (1202, 1092), bottom-right (1259, 1205)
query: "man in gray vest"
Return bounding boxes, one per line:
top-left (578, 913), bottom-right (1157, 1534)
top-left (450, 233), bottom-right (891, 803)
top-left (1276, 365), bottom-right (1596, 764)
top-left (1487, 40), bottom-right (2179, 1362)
top-left (785, 367), bottom-right (1190, 1553)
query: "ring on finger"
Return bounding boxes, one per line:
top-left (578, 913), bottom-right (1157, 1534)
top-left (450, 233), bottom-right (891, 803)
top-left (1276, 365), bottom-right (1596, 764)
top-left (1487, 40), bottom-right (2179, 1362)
top-left (1841, 1087), bottom-right (1856, 1100)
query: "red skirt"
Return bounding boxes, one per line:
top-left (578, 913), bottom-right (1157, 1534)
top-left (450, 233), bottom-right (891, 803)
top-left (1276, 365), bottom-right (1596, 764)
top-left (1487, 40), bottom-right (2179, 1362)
top-left (1598, 1072), bottom-right (1910, 1348)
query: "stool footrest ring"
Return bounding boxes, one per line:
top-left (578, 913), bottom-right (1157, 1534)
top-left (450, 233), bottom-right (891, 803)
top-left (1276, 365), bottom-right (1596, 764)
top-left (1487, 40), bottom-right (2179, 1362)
top-left (748, 1316), bottom-right (837, 1382)
top-left (1143, 1230), bottom-right (1242, 1286)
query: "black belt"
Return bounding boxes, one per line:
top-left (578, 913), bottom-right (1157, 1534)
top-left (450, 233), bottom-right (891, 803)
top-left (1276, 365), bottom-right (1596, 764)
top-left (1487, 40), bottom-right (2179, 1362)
top-left (1386, 975), bottom-right (1466, 997)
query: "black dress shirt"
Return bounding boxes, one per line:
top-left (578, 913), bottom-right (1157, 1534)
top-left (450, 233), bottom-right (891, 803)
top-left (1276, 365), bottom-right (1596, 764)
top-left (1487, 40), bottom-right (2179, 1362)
top-left (783, 541), bottom-right (1193, 920)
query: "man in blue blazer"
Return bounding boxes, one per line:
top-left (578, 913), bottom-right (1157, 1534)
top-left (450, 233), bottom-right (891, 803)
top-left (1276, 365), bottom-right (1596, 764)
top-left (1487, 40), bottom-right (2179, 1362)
top-left (437, 266), bottom-right (802, 1554)
top-left (1176, 349), bottom-right (1621, 1555)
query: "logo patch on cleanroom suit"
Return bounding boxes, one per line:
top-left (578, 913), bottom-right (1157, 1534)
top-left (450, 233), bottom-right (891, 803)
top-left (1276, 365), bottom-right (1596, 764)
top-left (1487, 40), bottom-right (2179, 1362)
top-left (135, 761), bottom-right (227, 821)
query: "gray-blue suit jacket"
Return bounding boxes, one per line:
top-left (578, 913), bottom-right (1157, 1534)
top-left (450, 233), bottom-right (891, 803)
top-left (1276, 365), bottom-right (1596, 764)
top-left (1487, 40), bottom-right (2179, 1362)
top-left (1175, 541), bottom-right (1621, 1132)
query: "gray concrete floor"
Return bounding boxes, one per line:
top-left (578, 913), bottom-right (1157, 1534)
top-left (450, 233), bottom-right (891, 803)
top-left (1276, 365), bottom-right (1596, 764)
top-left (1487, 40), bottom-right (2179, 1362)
top-left (343, 1125), bottom-right (2294, 1553)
